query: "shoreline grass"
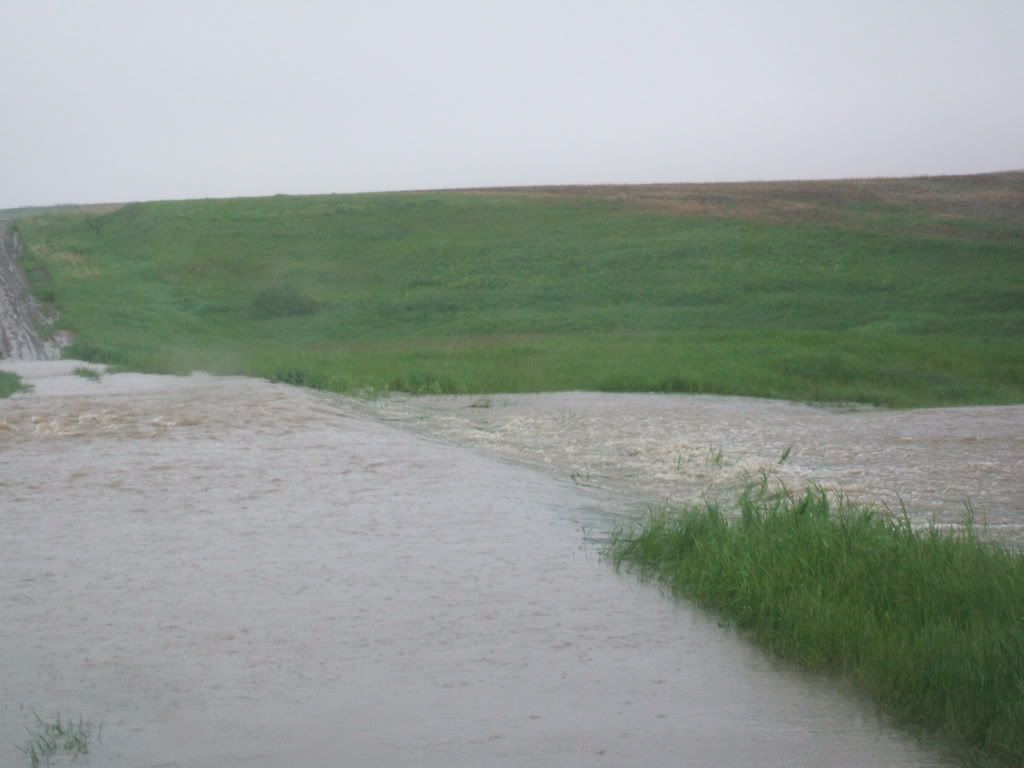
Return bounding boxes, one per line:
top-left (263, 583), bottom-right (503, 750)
top-left (0, 370), bottom-right (27, 397)
top-left (606, 486), bottom-right (1024, 766)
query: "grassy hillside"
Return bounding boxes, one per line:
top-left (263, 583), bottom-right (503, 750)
top-left (15, 172), bottom-right (1024, 406)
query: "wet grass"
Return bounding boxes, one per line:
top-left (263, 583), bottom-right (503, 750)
top-left (71, 365), bottom-right (102, 381)
top-left (17, 712), bottom-right (96, 767)
top-left (606, 486), bottom-right (1024, 766)
top-left (13, 172), bottom-right (1024, 406)
top-left (0, 370), bottom-right (27, 397)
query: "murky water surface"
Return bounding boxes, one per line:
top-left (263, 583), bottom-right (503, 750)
top-left (0, 362), bottom-right (979, 766)
top-left (359, 392), bottom-right (1024, 542)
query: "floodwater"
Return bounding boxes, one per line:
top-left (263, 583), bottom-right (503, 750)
top-left (1, 361), bottom-right (961, 767)
top-left (358, 392), bottom-right (1024, 544)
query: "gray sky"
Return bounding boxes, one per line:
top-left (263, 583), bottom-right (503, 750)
top-left (2, 0), bottom-right (1022, 209)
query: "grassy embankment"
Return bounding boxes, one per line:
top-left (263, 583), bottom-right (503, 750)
top-left (0, 371), bottom-right (25, 397)
top-left (13, 172), bottom-right (1024, 406)
top-left (607, 487), bottom-right (1024, 766)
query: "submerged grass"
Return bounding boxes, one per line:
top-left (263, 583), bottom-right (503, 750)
top-left (606, 487), bottom-right (1024, 765)
top-left (17, 712), bottom-right (96, 767)
top-left (71, 365), bottom-right (102, 381)
top-left (14, 173), bottom-right (1024, 406)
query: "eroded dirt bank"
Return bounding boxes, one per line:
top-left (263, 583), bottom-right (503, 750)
top-left (1, 362), bottom-right (956, 767)
top-left (356, 392), bottom-right (1024, 542)
top-left (0, 217), bottom-right (66, 360)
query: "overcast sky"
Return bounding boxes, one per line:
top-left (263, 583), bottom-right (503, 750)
top-left (1, 1), bottom-right (1022, 209)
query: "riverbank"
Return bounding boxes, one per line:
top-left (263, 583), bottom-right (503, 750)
top-left (0, 216), bottom-right (66, 361)
top-left (607, 487), bottom-right (1024, 766)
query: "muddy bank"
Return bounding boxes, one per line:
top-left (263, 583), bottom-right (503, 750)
top-left (355, 392), bottom-right (1024, 542)
top-left (0, 362), bottom-right (956, 767)
top-left (0, 217), bottom-right (67, 360)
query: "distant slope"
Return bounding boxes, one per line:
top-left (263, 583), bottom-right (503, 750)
top-left (14, 171), bottom-right (1024, 406)
top-left (475, 170), bottom-right (1024, 240)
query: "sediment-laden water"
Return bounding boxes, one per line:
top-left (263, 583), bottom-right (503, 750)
top-left (0, 361), bottom-right (959, 767)
top-left (358, 392), bottom-right (1024, 543)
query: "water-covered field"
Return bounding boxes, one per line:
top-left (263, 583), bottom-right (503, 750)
top-left (0, 361), bottom-right (961, 767)
top-left (356, 391), bottom-right (1024, 543)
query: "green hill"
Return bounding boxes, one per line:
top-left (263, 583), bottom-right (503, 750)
top-left (15, 172), bottom-right (1024, 406)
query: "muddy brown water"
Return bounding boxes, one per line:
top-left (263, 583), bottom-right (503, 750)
top-left (356, 392), bottom-right (1024, 543)
top-left (1, 361), bottom-right (1008, 766)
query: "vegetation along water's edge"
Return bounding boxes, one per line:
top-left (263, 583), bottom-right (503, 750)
top-left (0, 370), bottom-right (26, 397)
top-left (13, 171), bottom-right (1024, 407)
top-left (605, 485), bottom-right (1024, 766)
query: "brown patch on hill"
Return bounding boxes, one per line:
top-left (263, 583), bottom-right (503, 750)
top-left (77, 203), bottom-right (125, 215)
top-left (456, 171), bottom-right (1024, 240)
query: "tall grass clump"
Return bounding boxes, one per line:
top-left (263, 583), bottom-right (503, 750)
top-left (606, 486), bottom-right (1024, 766)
